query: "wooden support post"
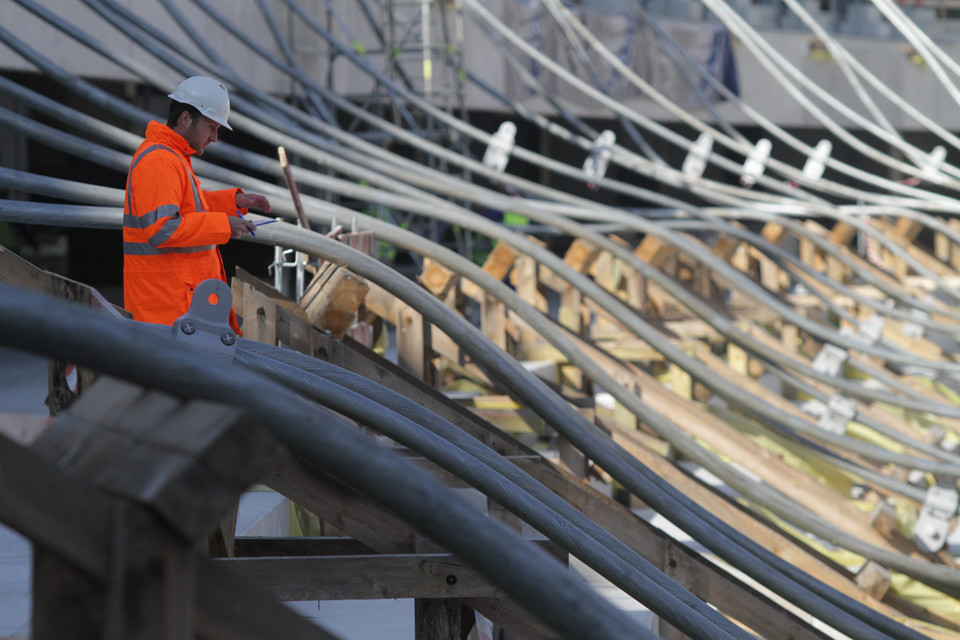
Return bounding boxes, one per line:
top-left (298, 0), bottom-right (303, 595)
top-left (856, 561), bottom-right (892, 600)
top-left (935, 230), bottom-right (951, 263)
top-left (32, 549), bottom-right (105, 640)
top-left (481, 293), bottom-right (507, 351)
top-left (397, 303), bottom-right (435, 386)
top-left (232, 268), bottom-right (319, 355)
top-left (559, 238), bottom-right (598, 330)
top-left (26, 376), bottom-right (289, 640)
top-left (781, 323), bottom-right (799, 353)
top-left (299, 263), bottom-right (369, 339)
top-left (415, 598), bottom-right (462, 640)
top-left (511, 253), bottom-right (547, 314)
top-left (950, 220), bottom-right (960, 272)
top-left (659, 539), bottom-right (711, 640)
top-left (241, 284), bottom-right (279, 346)
top-left (727, 342), bottom-right (749, 377)
top-left (414, 537), bottom-right (463, 640)
top-left (559, 286), bottom-right (583, 334)
top-left (563, 238), bottom-right (601, 273)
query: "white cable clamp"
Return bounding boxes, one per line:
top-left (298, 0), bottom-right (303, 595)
top-left (811, 343), bottom-right (849, 377)
top-left (583, 129), bottom-right (616, 185)
top-left (740, 138), bottom-right (772, 188)
top-left (818, 394), bottom-right (857, 436)
top-left (682, 132), bottom-right (713, 181)
top-left (901, 308), bottom-right (929, 341)
top-left (922, 145), bottom-right (947, 181)
top-left (915, 485), bottom-right (959, 553)
top-left (856, 313), bottom-right (885, 346)
top-left (481, 121), bottom-right (517, 174)
top-left (802, 139), bottom-right (832, 181)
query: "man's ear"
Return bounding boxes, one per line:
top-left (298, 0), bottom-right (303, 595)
top-left (177, 111), bottom-right (194, 130)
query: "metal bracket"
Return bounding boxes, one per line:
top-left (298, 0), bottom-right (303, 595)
top-left (172, 279), bottom-right (237, 361)
top-left (819, 394), bottom-right (857, 436)
top-left (856, 313), bottom-right (885, 346)
top-left (811, 343), bottom-right (849, 377)
top-left (915, 485), bottom-right (958, 553)
top-left (799, 394), bottom-right (856, 436)
top-left (901, 308), bottom-right (929, 341)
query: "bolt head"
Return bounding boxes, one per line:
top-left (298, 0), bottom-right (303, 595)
top-left (181, 321), bottom-right (196, 335)
top-left (221, 332), bottom-right (236, 346)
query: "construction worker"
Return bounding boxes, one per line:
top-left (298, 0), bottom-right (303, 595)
top-left (122, 76), bottom-right (270, 334)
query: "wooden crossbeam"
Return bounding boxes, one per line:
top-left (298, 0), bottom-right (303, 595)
top-left (219, 540), bottom-right (563, 602)
top-left (32, 378), bottom-right (283, 541)
top-left (461, 242), bottom-right (517, 301)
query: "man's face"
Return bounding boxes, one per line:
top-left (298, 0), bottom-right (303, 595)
top-left (180, 113), bottom-right (220, 156)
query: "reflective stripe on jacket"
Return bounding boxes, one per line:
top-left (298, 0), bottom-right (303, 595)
top-left (123, 121), bottom-right (244, 332)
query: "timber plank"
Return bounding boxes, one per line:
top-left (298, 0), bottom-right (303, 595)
top-left (217, 553), bottom-right (505, 601)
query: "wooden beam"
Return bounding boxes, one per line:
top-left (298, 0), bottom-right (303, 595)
top-left (419, 258), bottom-right (458, 299)
top-left (300, 263), bottom-right (369, 339)
top-left (461, 242), bottom-right (517, 301)
top-left (635, 234), bottom-right (678, 269)
top-left (235, 536), bottom-right (377, 557)
top-left (267, 456), bottom-right (417, 554)
top-left (217, 553), bottom-right (504, 601)
top-left (32, 379), bottom-right (283, 541)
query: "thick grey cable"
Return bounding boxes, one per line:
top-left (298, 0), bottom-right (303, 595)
top-left (5, 195), bottom-right (955, 631)
top-left (777, 0), bottom-right (960, 157)
top-left (697, 0), bottom-right (960, 191)
top-left (7, 2), bottom-right (960, 604)
top-left (233, 344), bottom-right (943, 640)
top-left (200, 0), bottom-right (960, 337)
top-left (7, 92), bottom-right (951, 477)
top-left (0, 285), bottom-right (647, 640)
top-left (778, 0), bottom-right (907, 146)
top-left (535, 0), bottom-right (666, 164)
top-left (494, 0), bottom-right (960, 207)
top-left (4, 85), bottom-right (956, 482)
top-left (232, 346), bottom-right (750, 640)
top-left (254, 0), bottom-right (336, 125)
top-left (630, 1), bottom-right (960, 206)
top-left (5, 68), bottom-right (958, 477)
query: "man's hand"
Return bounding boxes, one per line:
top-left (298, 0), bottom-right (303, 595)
top-left (229, 215), bottom-right (257, 239)
top-left (236, 192), bottom-right (271, 214)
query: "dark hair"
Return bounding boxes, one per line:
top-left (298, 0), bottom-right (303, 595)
top-left (167, 100), bottom-right (201, 128)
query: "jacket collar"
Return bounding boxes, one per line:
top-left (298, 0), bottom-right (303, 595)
top-left (145, 120), bottom-right (196, 157)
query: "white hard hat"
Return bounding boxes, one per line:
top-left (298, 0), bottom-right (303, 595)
top-left (168, 76), bottom-right (232, 130)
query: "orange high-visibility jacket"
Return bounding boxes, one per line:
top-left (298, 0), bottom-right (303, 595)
top-left (123, 121), bottom-right (247, 333)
